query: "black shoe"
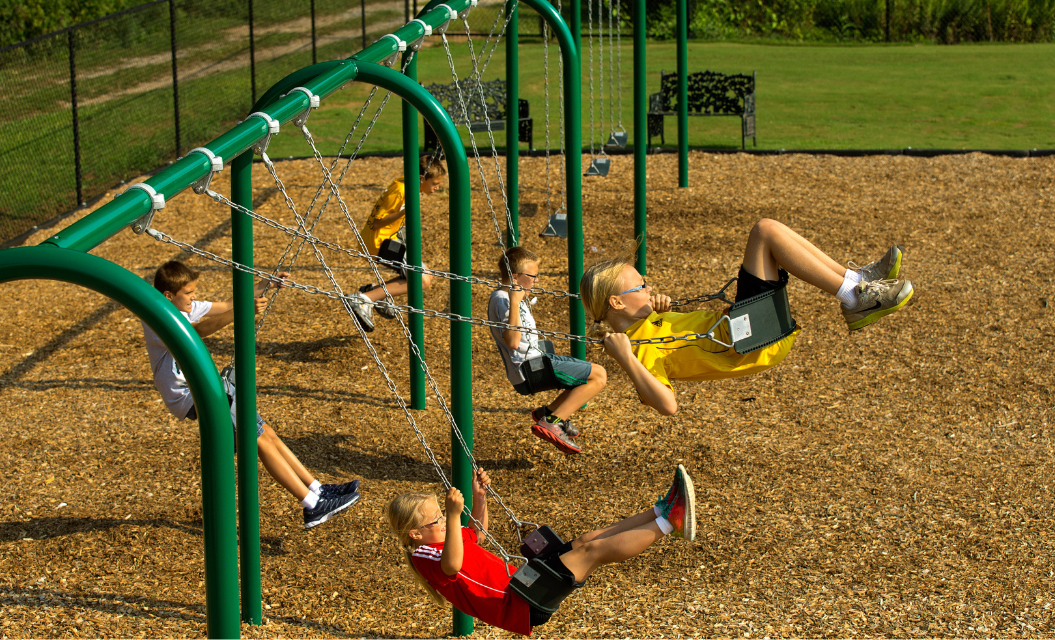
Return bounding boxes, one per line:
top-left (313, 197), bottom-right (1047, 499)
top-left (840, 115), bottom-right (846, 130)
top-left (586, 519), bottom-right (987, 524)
top-left (304, 492), bottom-right (360, 529)
top-left (319, 479), bottom-right (361, 499)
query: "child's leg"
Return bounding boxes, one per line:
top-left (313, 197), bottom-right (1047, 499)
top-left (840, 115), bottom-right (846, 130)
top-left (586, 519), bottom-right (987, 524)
top-left (257, 424), bottom-right (313, 500)
top-left (741, 218), bottom-right (846, 295)
top-left (557, 509), bottom-right (665, 582)
top-left (549, 364), bottom-right (606, 421)
top-left (363, 261), bottom-right (432, 302)
top-left (363, 277), bottom-right (408, 301)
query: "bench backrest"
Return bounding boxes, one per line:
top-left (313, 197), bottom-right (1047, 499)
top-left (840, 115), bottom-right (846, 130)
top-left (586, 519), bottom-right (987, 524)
top-left (656, 70), bottom-right (755, 115)
top-left (423, 78), bottom-right (512, 124)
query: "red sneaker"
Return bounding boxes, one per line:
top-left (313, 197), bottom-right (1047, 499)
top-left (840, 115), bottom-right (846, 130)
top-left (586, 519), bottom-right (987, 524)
top-left (655, 465), bottom-right (696, 541)
top-left (531, 417), bottom-right (581, 454)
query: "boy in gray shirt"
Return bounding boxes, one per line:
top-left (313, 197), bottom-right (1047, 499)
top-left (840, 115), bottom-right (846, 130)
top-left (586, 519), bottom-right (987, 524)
top-left (487, 247), bottom-right (607, 455)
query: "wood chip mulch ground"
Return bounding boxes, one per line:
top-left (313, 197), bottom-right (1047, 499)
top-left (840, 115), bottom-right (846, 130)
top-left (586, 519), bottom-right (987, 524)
top-left (0, 151), bottom-right (1053, 639)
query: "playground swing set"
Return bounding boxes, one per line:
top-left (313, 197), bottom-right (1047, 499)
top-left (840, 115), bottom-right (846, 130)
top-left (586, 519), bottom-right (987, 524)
top-left (0, 0), bottom-right (774, 636)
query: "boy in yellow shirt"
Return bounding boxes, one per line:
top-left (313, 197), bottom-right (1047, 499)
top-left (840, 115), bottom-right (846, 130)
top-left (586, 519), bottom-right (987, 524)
top-left (346, 155), bottom-right (446, 331)
top-left (580, 218), bottom-right (914, 415)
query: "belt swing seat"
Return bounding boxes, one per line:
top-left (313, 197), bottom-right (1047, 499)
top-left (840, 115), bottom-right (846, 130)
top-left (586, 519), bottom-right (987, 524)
top-left (507, 525), bottom-right (582, 614)
top-left (702, 275), bottom-right (798, 355)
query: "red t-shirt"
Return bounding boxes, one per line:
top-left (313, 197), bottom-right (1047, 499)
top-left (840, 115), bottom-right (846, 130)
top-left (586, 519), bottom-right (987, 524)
top-left (411, 527), bottom-right (532, 636)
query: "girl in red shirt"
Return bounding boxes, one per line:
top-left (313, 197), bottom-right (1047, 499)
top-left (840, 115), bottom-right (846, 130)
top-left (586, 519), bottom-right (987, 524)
top-left (386, 465), bottom-right (696, 636)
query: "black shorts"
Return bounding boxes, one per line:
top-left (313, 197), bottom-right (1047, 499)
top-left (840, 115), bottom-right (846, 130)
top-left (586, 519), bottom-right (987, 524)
top-left (736, 265), bottom-right (789, 302)
top-left (524, 547), bottom-right (581, 628)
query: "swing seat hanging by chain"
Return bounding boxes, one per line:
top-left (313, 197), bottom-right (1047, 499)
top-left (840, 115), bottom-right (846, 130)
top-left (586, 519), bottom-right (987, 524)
top-left (508, 525), bottom-right (582, 614)
top-left (585, 152), bottom-right (611, 177)
top-left (605, 126), bottom-right (628, 148)
top-left (539, 210), bottom-right (568, 239)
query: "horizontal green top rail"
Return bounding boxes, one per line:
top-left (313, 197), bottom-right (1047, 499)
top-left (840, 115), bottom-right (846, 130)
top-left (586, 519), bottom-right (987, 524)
top-left (42, 0), bottom-right (473, 254)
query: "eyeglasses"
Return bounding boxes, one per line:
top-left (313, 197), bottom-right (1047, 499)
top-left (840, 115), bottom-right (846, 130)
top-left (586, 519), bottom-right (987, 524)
top-left (517, 272), bottom-right (540, 280)
top-left (421, 512), bottom-right (445, 529)
top-left (618, 280), bottom-right (648, 295)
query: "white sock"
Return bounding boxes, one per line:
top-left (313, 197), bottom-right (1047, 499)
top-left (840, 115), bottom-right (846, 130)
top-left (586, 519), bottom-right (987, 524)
top-left (655, 516), bottom-right (674, 535)
top-left (309, 480), bottom-right (322, 495)
top-left (301, 492), bottom-right (320, 509)
top-left (836, 270), bottom-right (860, 308)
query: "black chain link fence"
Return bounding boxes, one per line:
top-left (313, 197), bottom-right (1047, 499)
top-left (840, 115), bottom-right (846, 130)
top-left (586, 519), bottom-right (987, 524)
top-left (0, 0), bottom-right (521, 245)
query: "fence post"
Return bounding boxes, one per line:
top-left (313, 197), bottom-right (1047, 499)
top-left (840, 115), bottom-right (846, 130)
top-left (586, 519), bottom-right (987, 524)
top-left (361, 0), bottom-right (367, 50)
top-left (249, 0), bottom-right (257, 104)
top-left (67, 30), bottom-right (84, 208)
top-left (311, 0), bottom-right (317, 64)
top-left (169, 0), bottom-right (181, 158)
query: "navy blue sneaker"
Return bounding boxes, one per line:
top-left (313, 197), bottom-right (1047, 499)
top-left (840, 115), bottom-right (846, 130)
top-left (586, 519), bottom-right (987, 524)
top-left (319, 479), bottom-right (361, 499)
top-left (304, 492), bottom-right (360, 529)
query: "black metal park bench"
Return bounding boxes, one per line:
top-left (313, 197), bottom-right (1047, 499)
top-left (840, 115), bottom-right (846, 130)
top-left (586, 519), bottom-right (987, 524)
top-left (647, 70), bottom-right (757, 150)
top-left (422, 78), bottom-right (533, 153)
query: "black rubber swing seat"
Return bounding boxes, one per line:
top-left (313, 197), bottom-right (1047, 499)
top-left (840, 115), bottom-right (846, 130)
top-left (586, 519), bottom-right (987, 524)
top-left (718, 276), bottom-right (798, 355)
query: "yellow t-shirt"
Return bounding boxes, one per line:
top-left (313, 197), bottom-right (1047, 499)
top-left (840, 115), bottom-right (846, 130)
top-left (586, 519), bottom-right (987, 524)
top-left (625, 309), bottom-right (802, 389)
top-left (362, 178), bottom-right (406, 255)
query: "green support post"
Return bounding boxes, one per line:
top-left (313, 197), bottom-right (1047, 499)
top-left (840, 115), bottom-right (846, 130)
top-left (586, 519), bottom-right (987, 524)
top-left (505, 0), bottom-right (520, 247)
top-left (402, 52), bottom-right (427, 409)
top-left (230, 149), bottom-right (262, 625)
top-left (633, 0), bottom-right (647, 274)
top-left (350, 59), bottom-right (475, 639)
top-left (0, 246), bottom-right (241, 639)
top-left (676, 0), bottom-right (688, 187)
top-left (516, 0), bottom-right (584, 359)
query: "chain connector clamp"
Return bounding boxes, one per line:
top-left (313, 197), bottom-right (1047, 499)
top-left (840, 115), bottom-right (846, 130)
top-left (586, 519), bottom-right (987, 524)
top-left (188, 147), bottom-right (224, 194)
top-left (378, 34), bottom-right (407, 67)
top-left (458, 0), bottom-right (478, 20)
top-left (407, 19), bottom-right (432, 50)
top-left (247, 111), bottom-right (280, 155)
top-left (119, 183), bottom-right (165, 234)
top-left (283, 87), bottom-right (320, 127)
top-left (432, 4), bottom-right (457, 35)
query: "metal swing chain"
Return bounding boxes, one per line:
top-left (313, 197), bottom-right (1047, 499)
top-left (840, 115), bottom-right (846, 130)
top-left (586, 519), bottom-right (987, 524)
top-left (556, 0), bottom-right (567, 214)
top-left (438, 25), bottom-right (516, 281)
top-left (607, 0), bottom-right (616, 136)
top-left (586, 0), bottom-right (596, 159)
top-left (252, 83), bottom-right (387, 343)
top-left (543, 19), bottom-right (553, 218)
top-left (614, 0), bottom-right (625, 132)
top-left (295, 128), bottom-right (532, 548)
top-left (201, 186), bottom-right (581, 301)
top-left (253, 54), bottom-right (416, 341)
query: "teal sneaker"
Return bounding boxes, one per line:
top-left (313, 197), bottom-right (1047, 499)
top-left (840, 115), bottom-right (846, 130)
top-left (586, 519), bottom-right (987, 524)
top-left (655, 464), bottom-right (696, 541)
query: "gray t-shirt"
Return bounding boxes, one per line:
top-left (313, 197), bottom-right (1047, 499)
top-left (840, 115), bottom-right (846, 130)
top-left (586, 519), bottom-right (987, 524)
top-left (142, 300), bottom-right (213, 419)
top-left (487, 289), bottom-right (543, 385)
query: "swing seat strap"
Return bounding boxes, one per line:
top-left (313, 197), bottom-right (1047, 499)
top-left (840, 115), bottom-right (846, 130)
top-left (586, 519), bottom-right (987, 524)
top-left (728, 275), bottom-right (797, 355)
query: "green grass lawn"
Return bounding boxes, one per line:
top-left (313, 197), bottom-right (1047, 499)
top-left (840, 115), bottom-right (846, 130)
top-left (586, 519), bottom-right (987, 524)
top-left (268, 40), bottom-right (1055, 158)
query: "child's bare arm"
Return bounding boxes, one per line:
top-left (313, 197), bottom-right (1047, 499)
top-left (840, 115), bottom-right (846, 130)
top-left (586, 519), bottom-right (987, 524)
top-left (470, 469), bottom-right (490, 533)
top-left (602, 333), bottom-right (678, 415)
top-left (440, 487), bottom-right (465, 576)
top-left (197, 274), bottom-right (289, 333)
top-left (501, 289), bottom-right (527, 350)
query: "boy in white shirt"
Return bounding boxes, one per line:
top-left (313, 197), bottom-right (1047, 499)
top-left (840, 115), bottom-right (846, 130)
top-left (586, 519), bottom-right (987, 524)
top-left (143, 260), bottom-right (360, 529)
top-left (486, 247), bottom-right (607, 455)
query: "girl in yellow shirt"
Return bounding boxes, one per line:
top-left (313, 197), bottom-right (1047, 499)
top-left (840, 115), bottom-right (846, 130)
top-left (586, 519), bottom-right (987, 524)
top-left (580, 218), bottom-right (914, 415)
top-left (347, 155), bottom-right (446, 331)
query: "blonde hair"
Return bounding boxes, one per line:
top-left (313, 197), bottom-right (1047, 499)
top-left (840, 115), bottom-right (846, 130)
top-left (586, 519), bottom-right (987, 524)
top-left (386, 492), bottom-right (445, 605)
top-left (580, 257), bottom-right (634, 338)
top-left (498, 246), bottom-right (539, 282)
